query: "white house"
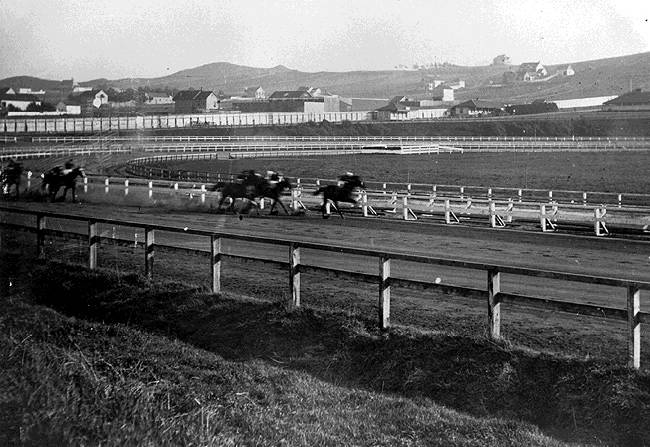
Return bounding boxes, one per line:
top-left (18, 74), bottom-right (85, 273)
top-left (0, 93), bottom-right (42, 110)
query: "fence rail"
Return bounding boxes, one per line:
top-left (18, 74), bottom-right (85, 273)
top-left (1, 205), bottom-right (647, 369)
top-left (27, 135), bottom-right (650, 143)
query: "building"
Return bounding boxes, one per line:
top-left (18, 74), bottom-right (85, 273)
top-left (242, 86), bottom-right (266, 99)
top-left (173, 89), bottom-right (219, 113)
top-left (561, 65), bottom-right (575, 76)
top-left (18, 88), bottom-right (45, 95)
top-left (430, 85), bottom-right (454, 102)
top-left (145, 92), bottom-right (174, 105)
top-left (492, 54), bottom-right (511, 65)
top-left (0, 87), bottom-right (16, 95)
top-left (56, 100), bottom-right (81, 115)
top-left (73, 89), bottom-right (109, 113)
top-left (0, 93), bottom-right (42, 111)
top-left (517, 62), bottom-right (548, 81)
top-left (374, 96), bottom-right (449, 120)
top-left (505, 100), bottom-right (559, 115)
top-left (449, 99), bottom-right (505, 117)
top-left (602, 90), bottom-right (650, 112)
top-left (297, 86), bottom-right (330, 97)
top-left (269, 90), bottom-right (313, 100)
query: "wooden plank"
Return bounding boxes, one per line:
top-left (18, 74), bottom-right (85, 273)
top-left (145, 228), bottom-right (154, 280)
top-left (211, 235), bottom-right (221, 294)
top-left (88, 220), bottom-right (98, 269)
top-left (379, 256), bottom-right (390, 330)
top-left (487, 269), bottom-right (501, 339)
top-left (289, 243), bottom-right (300, 308)
top-left (627, 286), bottom-right (641, 369)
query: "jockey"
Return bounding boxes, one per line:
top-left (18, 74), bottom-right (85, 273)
top-left (266, 170), bottom-right (280, 187)
top-left (62, 159), bottom-right (75, 176)
top-left (339, 171), bottom-right (355, 183)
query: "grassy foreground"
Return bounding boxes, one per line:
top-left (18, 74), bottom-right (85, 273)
top-left (1, 254), bottom-right (649, 446)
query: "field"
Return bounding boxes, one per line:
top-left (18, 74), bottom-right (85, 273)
top-left (2, 144), bottom-right (650, 445)
top-left (152, 150), bottom-right (650, 194)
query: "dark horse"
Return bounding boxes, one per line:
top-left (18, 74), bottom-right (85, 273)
top-left (214, 173), bottom-right (293, 218)
top-left (41, 167), bottom-right (86, 202)
top-left (1, 160), bottom-right (23, 199)
top-left (313, 174), bottom-right (365, 218)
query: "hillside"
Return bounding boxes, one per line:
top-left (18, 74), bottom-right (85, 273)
top-left (2, 52), bottom-right (649, 102)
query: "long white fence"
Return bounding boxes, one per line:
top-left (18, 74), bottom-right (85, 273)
top-left (1, 205), bottom-right (647, 369)
top-left (0, 111), bottom-right (372, 134)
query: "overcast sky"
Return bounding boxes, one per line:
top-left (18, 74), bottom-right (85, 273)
top-left (1, 0), bottom-right (648, 81)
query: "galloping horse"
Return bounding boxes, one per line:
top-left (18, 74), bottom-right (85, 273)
top-left (259, 176), bottom-right (293, 215)
top-left (214, 171), bottom-right (293, 218)
top-left (1, 160), bottom-right (23, 199)
top-left (313, 173), bottom-right (365, 218)
top-left (41, 167), bottom-right (86, 202)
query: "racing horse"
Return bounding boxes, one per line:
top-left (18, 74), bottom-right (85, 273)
top-left (213, 171), bottom-right (267, 218)
top-left (313, 173), bottom-right (365, 218)
top-left (1, 160), bottom-right (23, 199)
top-left (214, 172), bottom-right (293, 218)
top-left (259, 176), bottom-right (293, 215)
top-left (41, 166), bottom-right (86, 202)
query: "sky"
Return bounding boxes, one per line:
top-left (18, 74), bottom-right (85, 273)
top-left (0, 0), bottom-right (648, 81)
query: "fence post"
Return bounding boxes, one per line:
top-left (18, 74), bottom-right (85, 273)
top-left (379, 255), bottom-right (391, 330)
top-left (211, 235), bottom-right (221, 294)
top-left (627, 285), bottom-right (641, 369)
top-left (145, 227), bottom-right (154, 279)
top-left (487, 268), bottom-right (501, 339)
top-left (88, 220), bottom-right (98, 269)
top-left (36, 214), bottom-right (46, 258)
top-left (289, 243), bottom-right (300, 308)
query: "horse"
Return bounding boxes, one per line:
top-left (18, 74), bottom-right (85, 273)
top-left (1, 161), bottom-right (23, 199)
top-left (259, 176), bottom-right (293, 215)
top-left (41, 167), bottom-right (86, 202)
top-left (313, 174), bottom-right (365, 218)
top-left (214, 174), bottom-right (293, 218)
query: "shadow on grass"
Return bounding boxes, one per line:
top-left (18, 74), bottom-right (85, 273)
top-left (17, 259), bottom-right (650, 446)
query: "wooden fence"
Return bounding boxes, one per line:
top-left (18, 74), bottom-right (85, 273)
top-left (1, 205), bottom-right (648, 369)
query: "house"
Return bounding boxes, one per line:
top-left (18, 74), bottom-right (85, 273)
top-left (602, 90), bottom-right (650, 112)
top-left (243, 86), bottom-right (266, 99)
top-left (145, 92), bottom-right (174, 105)
top-left (517, 62), bottom-right (548, 81)
top-left (449, 99), bottom-right (505, 117)
top-left (375, 97), bottom-right (450, 120)
top-left (561, 65), bottom-right (575, 76)
top-left (492, 54), bottom-right (511, 66)
top-left (72, 85), bottom-right (93, 93)
top-left (0, 87), bottom-right (16, 95)
top-left (172, 89), bottom-right (219, 113)
top-left (430, 84), bottom-right (454, 102)
top-left (297, 86), bottom-right (330, 97)
top-left (0, 93), bottom-right (42, 111)
top-left (73, 89), bottom-right (109, 111)
top-left (424, 79), bottom-right (445, 92)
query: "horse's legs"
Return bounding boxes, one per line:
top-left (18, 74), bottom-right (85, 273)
top-left (276, 198), bottom-right (290, 215)
top-left (334, 201), bottom-right (345, 219)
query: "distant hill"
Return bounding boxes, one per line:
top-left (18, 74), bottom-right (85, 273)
top-left (2, 52), bottom-right (649, 103)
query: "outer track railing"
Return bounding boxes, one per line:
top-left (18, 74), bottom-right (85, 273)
top-left (1, 205), bottom-right (648, 369)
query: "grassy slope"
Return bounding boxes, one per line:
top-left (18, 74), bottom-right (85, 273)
top-left (2, 267), bottom-right (560, 447)
top-left (4, 52), bottom-right (649, 101)
top-left (2, 245), bottom-right (649, 446)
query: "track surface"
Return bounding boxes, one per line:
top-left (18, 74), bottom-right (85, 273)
top-left (3, 187), bottom-right (650, 310)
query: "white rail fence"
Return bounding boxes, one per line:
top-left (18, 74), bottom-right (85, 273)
top-left (1, 206), bottom-right (647, 369)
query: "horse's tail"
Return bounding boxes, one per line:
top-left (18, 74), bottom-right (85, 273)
top-left (313, 186), bottom-right (326, 196)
